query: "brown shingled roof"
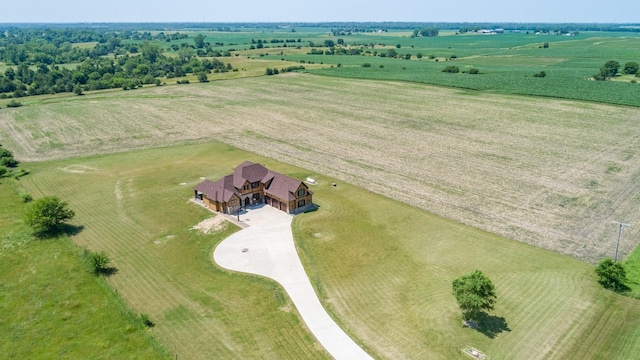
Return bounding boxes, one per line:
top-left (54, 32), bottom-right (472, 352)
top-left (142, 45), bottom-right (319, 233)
top-left (264, 170), bottom-right (307, 201)
top-left (194, 175), bottom-right (239, 202)
top-left (232, 161), bottom-right (269, 188)
top-left (195, 161), bottom-right (310, 205)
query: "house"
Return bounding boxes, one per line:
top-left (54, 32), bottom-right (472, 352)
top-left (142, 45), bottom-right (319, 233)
top-left (193, 161), bottom-right (313, 215)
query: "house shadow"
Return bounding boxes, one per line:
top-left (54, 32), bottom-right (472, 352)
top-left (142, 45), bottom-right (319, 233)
top-left (302, 204), bottom-right (320, 213)
top-left (467, 312), bottom-right (511, 339)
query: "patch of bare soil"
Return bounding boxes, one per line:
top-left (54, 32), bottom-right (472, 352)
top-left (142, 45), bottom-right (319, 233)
top-left (192, 216), bottom-right (228, 234)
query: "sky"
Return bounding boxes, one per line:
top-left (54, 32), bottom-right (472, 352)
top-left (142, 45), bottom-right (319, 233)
top-left (2, 0), bottom-right (638, 23)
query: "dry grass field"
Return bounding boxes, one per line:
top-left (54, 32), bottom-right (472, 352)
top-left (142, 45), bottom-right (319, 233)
top-left (2, 74), bottom-right (640, 262)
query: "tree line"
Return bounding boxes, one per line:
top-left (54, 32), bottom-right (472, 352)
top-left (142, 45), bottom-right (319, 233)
top-left (594, 60), bottom-right (639, 80)
top-left (0, 28), bottom-right (233, 98)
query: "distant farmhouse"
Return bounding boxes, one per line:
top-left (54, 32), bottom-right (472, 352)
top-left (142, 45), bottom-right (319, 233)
top-left (194, 161), bottom-right (313, 215)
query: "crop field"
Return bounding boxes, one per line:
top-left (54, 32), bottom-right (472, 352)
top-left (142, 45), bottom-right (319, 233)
top-left (2, 74), bottom-right (640, 263)
top-left (285, 34), bottom-right (640, 106)
top-left (11, 142), bottom-right (640, 359)
top-left (117, 29), bottom-right (640, 106)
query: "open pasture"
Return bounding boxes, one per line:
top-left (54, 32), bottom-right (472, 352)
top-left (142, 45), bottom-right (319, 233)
top-left (2, 74), bottom-right (640, 262)
top-left (0, 181), bottom-right (169, 359)
top-left (16, 142), bottom-right (640, 359)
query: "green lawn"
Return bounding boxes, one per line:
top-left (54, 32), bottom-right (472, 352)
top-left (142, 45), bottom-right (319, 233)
top-left (293, 167), bottom-right (640, 359)
top-left (19, 144), bottom-right (329, 360)
top-left (16, 142), bottom-right (640, 359)
top-left (0, 180), bottom-right (170, 359)
top-left (624, 245), bottom-right (640, 298)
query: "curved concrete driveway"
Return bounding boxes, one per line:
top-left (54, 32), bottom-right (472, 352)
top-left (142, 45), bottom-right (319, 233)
top-left (214, 205), bottom-right (373, 360)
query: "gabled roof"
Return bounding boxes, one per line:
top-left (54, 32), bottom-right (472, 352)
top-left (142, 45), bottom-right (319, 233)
top-left (232, 161), bottom-right (269, 188)
top-left (264, 170), bottom-right (309, 201)
top-left (194, 175), bottom-right (239, 202)
top-left (195, 161), bottom-right (311, 204)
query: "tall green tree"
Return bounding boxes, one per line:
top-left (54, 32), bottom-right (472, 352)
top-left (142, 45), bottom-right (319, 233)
top-left (193, 34), bottom-right (206, 49)
top-left (24, 196), bottom-right (75, 234)
top-left (452, 270), bottom-right (496, 322)
top-left (595, 258), bottom-right (628, 292)
top-left (419, 27), bottom-right (439, 37)
top-left (595, 60), bottom-right (620, 80)
top-left (623, 61), bottom-right (639, 75)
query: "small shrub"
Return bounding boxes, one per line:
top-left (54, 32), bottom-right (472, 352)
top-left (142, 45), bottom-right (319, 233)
top-left (362, 63), bottom-right (371, 68)
top-left (1, 156), bottom-right (18, 168)
top-left (379, 65), bottom-right (384, 68)
top-left (533, 71), bottom-right (547, 78)
top-left (442, 65), bottom-right (460, 73)
top-left (197, 72), bottom-right (209, 83)
top-left (467, 68), bottom-right (479, 74)
top-left (6, 100), bottom-right (22, 108)
top-left (140, 313), bottom-right (154, 328)
top-left (84, 249), bottom-right (112, 275)
top-left (20, 192), bottom-right (33, 203)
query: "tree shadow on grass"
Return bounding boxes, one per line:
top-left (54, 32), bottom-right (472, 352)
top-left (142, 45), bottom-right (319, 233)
top-left (34, 224), bottom-right (84, 239)
top-left (467, 312), bottom-right (511, 339)
top-left (599, 279), bottom-right (631, 293)
top-left (96, 266), bottom-right (118, 277)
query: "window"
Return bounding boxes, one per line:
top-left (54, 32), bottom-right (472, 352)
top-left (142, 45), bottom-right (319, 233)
top-left (243, 185), bottom-right (249, 191)
top-left (230, 199), bottom-right (237, 205)
top-left (251, 182), bottom-right (259, 188)
top-left (297, 189), bottom-right (306, 196)
top-left (298, 199), bottom-right (305, 207)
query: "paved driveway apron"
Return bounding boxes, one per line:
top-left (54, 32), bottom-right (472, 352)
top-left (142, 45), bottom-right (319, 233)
top-left (214, 205), bottom-right (373, 360)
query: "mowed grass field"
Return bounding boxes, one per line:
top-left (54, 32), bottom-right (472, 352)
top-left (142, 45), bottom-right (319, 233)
top-left (1, 74), bottom-right (640, 263)
top-left (18, 145), bottom-right (328, 360)
top-left (0, 181), bottom-right (169, 359)
top-left (15, 142), bottom-right (640, 359)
